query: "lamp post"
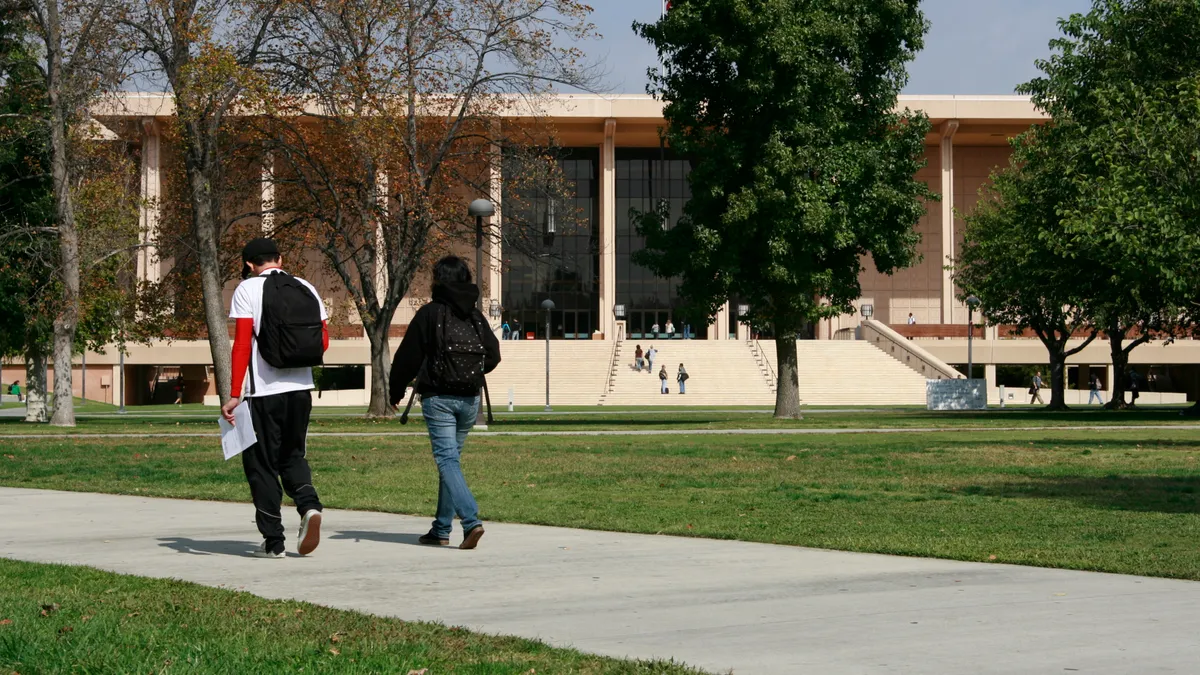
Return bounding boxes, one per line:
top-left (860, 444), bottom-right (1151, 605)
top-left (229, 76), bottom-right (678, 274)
top-left (541, 298), bottom-right (555, 412)
top-left (966, 295), bottom-right (981, 380)
top-left (468, 199), bottom-right (495, 316)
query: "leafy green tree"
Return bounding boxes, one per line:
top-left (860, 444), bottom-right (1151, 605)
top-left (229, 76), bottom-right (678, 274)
top-left (633, 0), bottom-right (933, 418)
top-left (955, 128), bottom-right (1101, 410)
top-left (1020, 0), bottom-right (1200, 409)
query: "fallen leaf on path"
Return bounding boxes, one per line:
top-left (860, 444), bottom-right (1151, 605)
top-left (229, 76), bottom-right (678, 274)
top-left (3, 455), bottom-right (13, 460)
top-left (786, 455), bottom-right (796, 461)
top-left (0, 619), bottom-right (11, 625)
top-left (407, 669), bottom-right (428, 675)
top-left (330, 632), bottom-right (344, 643)
top-left (328, 648), bottom-right (340, 656)
top-left (988, 555), bottom-right (997, 560)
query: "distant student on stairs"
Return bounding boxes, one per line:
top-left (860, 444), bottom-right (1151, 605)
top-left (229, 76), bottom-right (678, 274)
top-left (634, 344), bottom-right (645, 371)
top-left (646, 345), bottom-right (657, 373)
top-left (677, 363), bottom-right (688, 394)
top-left (222, 237), bottom-right (328, 559)
top-left (659, 365), bottom-right (669, 394)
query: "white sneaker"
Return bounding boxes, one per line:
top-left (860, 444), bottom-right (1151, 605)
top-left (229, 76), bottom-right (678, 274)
top-left (252, 541), bottom-right (284, 559)
top-left (298, 510), bottom-right (322, 556)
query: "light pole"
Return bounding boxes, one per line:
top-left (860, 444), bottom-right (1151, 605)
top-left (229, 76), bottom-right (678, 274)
top-left (966, 295), bottom-right (981, 380)
top-left (542, 298), bottom-right (555, 412)
top-left (468, 199), bottom-right (495, 316)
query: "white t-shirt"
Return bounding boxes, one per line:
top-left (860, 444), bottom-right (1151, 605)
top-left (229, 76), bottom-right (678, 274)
top-left (229, 269), bottom-right (328, 397)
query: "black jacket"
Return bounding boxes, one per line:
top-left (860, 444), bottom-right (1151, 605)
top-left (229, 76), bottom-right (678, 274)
top-left (388, 282), bottom-right (501, 405)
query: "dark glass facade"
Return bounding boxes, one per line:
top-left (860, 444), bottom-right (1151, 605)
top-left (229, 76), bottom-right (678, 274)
top-left (501, 148), bottom-right (599, 339)
top-left (615, 149), bottom-right (701, 338)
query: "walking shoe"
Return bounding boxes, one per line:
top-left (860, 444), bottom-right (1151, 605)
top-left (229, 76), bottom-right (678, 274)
top-left (418, 532), bottom-right (450, 546)
top-left (253, 541), bottom-right (285, 559)
top-left (297, 510), bottom-right (322, 556)
top-left (460, 525), bottom-right (485, 550)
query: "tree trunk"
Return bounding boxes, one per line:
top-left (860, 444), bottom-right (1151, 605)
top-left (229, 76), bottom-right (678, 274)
top-left (365, 321), bottom-right (391, 418)
top-left (184, 150), bottom-right (232, 405)
top-left (773, 333), bottom-right (801, 419)
top-left (1047, 346), bottom-right (1069, 411)
top-left (46, 0), bottom-right (77, 427)
top-left (1105, 319), bottom-right (1130, 410)
top-left (24, 350), bottom-right (49, 423)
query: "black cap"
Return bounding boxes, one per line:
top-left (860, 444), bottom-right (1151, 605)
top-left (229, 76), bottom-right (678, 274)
top-left (241, 237), bottom-right (279, 262)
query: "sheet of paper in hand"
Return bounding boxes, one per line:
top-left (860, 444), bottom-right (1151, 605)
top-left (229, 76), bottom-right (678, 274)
top-left (218, 401), bottom-right (257, 460)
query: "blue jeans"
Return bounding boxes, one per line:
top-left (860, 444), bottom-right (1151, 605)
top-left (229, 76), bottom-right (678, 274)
top-left (678, 379), bottom-right (686, 394)
top-left (1088, 390), bottom-right (1104, 405)
top-left (421, 395), bottom-right (482, 538)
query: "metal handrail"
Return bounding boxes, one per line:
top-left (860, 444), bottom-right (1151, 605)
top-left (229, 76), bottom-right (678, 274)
top-left (601, 337), bottom-right (621, 400)
top-left (752, 338), bottom-right (778, 391)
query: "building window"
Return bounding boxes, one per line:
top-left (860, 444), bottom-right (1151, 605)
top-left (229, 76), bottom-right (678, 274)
top-left (501, 148), bottom-right (599, 339)
top-left (615, 148), bottom-right (700, 338)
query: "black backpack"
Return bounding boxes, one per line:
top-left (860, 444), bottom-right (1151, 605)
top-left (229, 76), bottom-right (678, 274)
top-left (258, 272), bottom-right (325, 369)
top-left (421, 304), bottom-right (488, 393)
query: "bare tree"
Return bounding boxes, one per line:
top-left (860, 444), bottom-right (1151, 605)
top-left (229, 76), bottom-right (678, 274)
top-left (256, 0), bottom-right (598, 416)
top-left (121, 0), bottom-right (282, 404)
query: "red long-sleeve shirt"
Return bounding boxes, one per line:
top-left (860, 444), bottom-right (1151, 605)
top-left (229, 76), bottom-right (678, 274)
top-left (230, 319), bottom-right (329, 398)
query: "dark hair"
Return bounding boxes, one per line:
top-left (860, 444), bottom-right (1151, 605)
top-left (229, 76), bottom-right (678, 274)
top-left (432, 255), bottom-right (472, 285)
top-left (247, 253), bottom-right (281, 267)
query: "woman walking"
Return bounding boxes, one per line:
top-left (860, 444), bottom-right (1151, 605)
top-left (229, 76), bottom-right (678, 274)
top-left (677, 363), bottom-right (688, 394)
top-left (659, 365), bottom-right (669, 394)
top-left (389, 256), bottom-right (501, 550)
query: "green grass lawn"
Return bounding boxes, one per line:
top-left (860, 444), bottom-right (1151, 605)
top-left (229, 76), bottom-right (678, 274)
top-left (0, 558), bottom-right (700, 674)
top-left (2, 429), bottom-right (1198, 579)
top-left (1, 407), bottom-right (1196, 435)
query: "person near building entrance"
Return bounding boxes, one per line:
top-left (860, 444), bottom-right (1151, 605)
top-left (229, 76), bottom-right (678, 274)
top-left (646, 345), bottom-right (658, 373)
top-left (1029, 371), bottom-right (1044, 405)
top-left (1088, 373), bottom-right (1105, 405)
top-left (389, 256), bottom-right (501, 551)
top-left (9, 381), bottom-right (20, 402)
top-left (510, 318), bottom-right (521, 340)
top-left (634, 344), bottom-right (645, 371)
top-left (659, 365), bottom-right (669, 394)
top-left (222, 237), bottom-right (329, 559)
top-left (1127, 367), bottom-right (1141, 407)
top-left (677, 363), bottom-right (688, 394)
top-left (665, 320), bottom-right (675, 337)
top-left (174, 378), bottom-right (184, 405)
top-left (501, 321), bottom-right (511, 341)
top-left (651, 321), bottom-right (660, 335)
top-left (907, 313), bottom-right (917, 325)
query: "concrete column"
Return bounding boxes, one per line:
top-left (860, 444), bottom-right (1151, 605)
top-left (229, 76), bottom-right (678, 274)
top-left (261, 152), bottom-right (275, 235)
top-left (362, 365), bottom-right (372, 405)
top-left (598, 119), bottom-right (617, 340)
top-left (939, 120), bottom-right (959, 325)
top-left (375, 172), bottom-right (388, 305)
top-left (487, 131), bottom-right (503, 332)
top-left (713, 301), bottom-right (730, 340)
top-left (1106, 364), bottom-right (1115, 396)
top-left (985, 363), bottom-right (997, 389)
top-left (138, 119), bottom-right (161, 284)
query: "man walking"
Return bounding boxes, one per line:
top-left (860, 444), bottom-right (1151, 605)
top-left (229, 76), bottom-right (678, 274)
top-left (1088, 373), bottom-right (1105, 406)
top-left (646, 345), bottom-right (657, 373)
top-left (390, 256), bottom-right (501, 550)
top-left (221, 238), bottom-right (328, 559)
top-left (1029, 371), bottom-right (1044, 405)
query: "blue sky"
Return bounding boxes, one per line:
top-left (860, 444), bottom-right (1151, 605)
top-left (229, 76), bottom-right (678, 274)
top-left (584, 0), bottom-right (1094, 94)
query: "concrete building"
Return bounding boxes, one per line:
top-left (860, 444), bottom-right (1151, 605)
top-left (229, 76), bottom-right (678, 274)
top-left (5, 93), bottom-right (1198, 407)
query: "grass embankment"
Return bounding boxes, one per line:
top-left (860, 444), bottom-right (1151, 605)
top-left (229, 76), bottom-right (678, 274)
top-left (2, 429), bottom-right (1199, 579)
top-left (0, 407), bottom-right (1195, 436)
top-left (0, 558), bottom-right (700, 674)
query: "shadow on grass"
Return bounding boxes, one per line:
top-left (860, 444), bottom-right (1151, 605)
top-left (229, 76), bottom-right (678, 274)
top-left (962, 475), bottom-right (1200, 514)
top-left (158, 537), bottom-right (258, 557)
top-left (328, 530), bottom-right (427, 547)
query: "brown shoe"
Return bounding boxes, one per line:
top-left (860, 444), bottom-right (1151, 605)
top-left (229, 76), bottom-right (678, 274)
top-left (297, 510), bottom-right (322, 556)
top-left (418, 533), bottom-right (450, 546)
top-left (460, 525), bottom-right (485, 550)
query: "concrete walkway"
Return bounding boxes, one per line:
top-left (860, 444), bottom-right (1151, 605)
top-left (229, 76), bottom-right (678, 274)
top-left (2, 487), bottom-right (1198, 674)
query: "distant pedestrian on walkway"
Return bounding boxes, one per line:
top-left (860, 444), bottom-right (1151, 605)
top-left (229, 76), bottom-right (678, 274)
top-left (222, 237), bottom-right (328, 559)
top-left (651, 321), bottom-right (660, 335)
top-left (1029, 371), bottom-right (1044, 405)
top-left (9, 381), bottom-right (20, 402)
top-left (1088, 373), bottom-right (1105, 405)
top-left (502, 321), bottom-right (511, 341)
top-left (665, 320), bottom-right (675, 337)
top-left (389, 256), bottom-right (500, 551)
top-left (174, 379), bottom-right (184, 405)
top-left (1127, 368), bottom-right (1141, 407)
top-left (677, 363), bottom-right (688, 394)
top-left (646, 345), bottom-right (657, 373)
top-left (510, 318), bottom-right (521, 340)
top-left (907, 313), bottom-right (917, 325)
top-left (659, 365), bottom-right (669, 394)
top-left (634, 344), bottom-right (645, 371)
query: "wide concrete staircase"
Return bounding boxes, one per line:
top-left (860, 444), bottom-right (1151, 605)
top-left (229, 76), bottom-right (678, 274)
top-left (759, 339), bottom-right (928, 405)
top-left (485, 340), bottom-right (612, 407)
top-left (602, 340), bottom-right (776, 406)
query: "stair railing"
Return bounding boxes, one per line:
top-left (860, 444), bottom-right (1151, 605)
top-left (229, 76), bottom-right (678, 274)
top-left (751, 337), bottom-right (778, 392)
top-left (601, 337), bottom-right (621, 402)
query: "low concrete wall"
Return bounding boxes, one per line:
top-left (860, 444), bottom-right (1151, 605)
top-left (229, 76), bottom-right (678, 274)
top-left (927, 379), bottom-right (987, 410)
top-left (991, 388), bottom-right (1188, 406)
top-left (860, 320), bottom-right (963, 380)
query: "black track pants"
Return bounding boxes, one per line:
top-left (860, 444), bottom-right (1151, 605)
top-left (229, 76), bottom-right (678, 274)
top-left (242, 390), bottom-right (323, 546)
